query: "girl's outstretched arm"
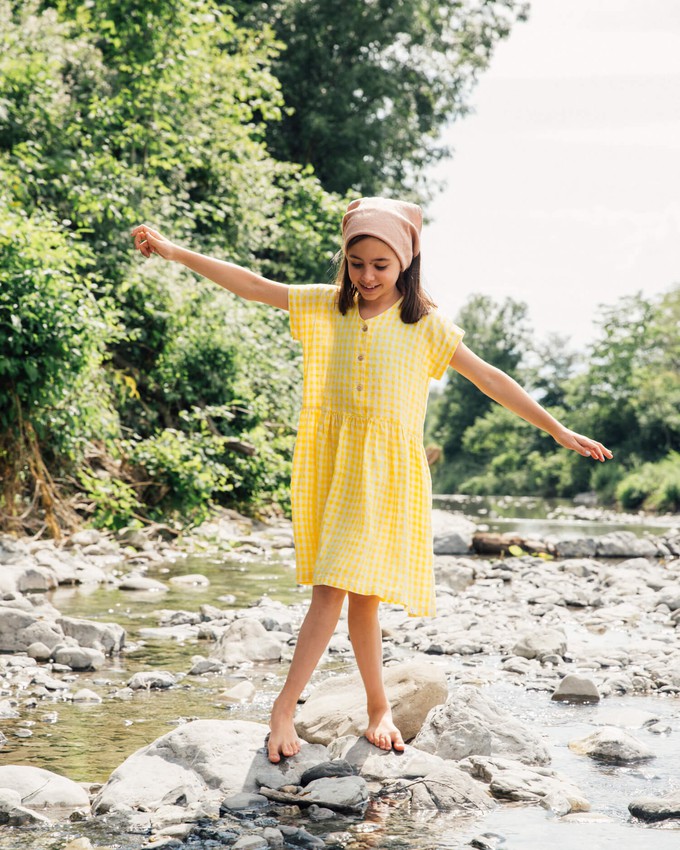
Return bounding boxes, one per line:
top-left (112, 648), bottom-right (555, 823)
top-left (449, 343), bottom-right (613, 462)
top-left (130, 224), bottom-right (289, 311)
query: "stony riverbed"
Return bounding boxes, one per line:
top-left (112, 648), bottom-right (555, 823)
top-left (1, 505), bottom-right (680, 850)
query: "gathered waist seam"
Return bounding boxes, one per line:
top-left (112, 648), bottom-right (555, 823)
top-left (299, 406), bottom-right (421, 440)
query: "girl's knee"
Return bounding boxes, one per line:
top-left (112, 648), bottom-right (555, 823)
top-left (311, 584), bottom-right (347, 609)
top-left (347, 591), bottom-right (381, 613)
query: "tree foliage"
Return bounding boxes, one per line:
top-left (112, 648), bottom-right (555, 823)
top-left (428, 294), bottom-right (531, 492)
top-left (427, 284), bottom-right (680, 505)
top-left (231, 0), bottom-right (529, 200)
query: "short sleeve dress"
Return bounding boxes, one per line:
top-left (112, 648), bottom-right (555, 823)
top-left (288, 284), bottom-right (464, 617)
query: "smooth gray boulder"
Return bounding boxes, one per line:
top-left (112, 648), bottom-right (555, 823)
top-left (412, 685), bottom-right (551, 766)
top-left (0, 765), bottom-right (89, 809)
top-left (302, 776), bottom-right (369, 811)
top-left (119, 575), bottom-right (168, 592)
top-left (328, 736), bottom-right (446, 781)
top-left (92, 719), bottom-right (325, 814)
top-left (595, 531), bottom-right (658, 558)
top-left (57, 616), bottom-right (125, 654)
top-left (569, 727), bottom-right (654, 763)
top-left (295, 661), bottom-right (447, 746)
top-left (629, 790), bottom-right (680, 822)
top-left (253, 742), bottom-right (331, 792)
top-left (127, 671), bottom-right (177, 690)
top-left (432, 510), bottom-right (476, 555)
top-left (551, 674), bottom-right (600, 703)
top-left (54, 646), bottom-right (105, 671)
top-left (461, 755), bottom-right (590, 815)
top-left (0, 608), bottom-right (64, 652)
top-left (210, 619), bottom-right (283, 666)
top-left (434, 557), bottom-right (477, 592)
top-left (407, 764), bottom-right (493, 813)
top-left (552, 537), bottom-right (597, 559)
top-left (513, 628), bottom-right (567, 661)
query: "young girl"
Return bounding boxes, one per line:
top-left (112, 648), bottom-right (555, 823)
top-left (131, 197), bottom-right (612, 764)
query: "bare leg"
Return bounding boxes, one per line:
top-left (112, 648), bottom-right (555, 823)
top-left (347, 592), bottom-right (405, 752)
top-left (268, 584), bottom-right (346, 763)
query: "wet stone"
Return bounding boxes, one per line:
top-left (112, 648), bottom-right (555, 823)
top-left (470, 833), bottom-right (506, 850)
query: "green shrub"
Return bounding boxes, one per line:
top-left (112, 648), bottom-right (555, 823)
top-left (616, 453), bottom-right (680, 512)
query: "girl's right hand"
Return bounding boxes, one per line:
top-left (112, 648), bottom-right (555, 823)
top-left (130, 224), bottom-right (176, 261)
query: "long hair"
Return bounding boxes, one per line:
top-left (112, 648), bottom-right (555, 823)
top-left (333, 235), bottom-right (437, 323)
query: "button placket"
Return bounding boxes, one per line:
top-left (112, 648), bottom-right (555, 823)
top-left (356, 319), bottom-right (369, 394)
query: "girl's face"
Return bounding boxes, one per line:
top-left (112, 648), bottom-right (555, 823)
top-left (346, 237), bottom-right (401, 305)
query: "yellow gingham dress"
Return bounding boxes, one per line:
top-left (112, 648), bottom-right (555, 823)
top-left (288, 284), bottom-right (465, 617)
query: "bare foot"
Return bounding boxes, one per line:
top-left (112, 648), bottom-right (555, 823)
top-left (365, 706), bottom-right (405, 753)
top-left (267, 699), bottom-right (301, 764)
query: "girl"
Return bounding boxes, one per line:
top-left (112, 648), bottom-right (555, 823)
top-left (131, 197), bottom-right (612, 764)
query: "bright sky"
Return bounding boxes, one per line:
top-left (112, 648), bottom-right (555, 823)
top-left (421, 0), bottom-right (680, 349)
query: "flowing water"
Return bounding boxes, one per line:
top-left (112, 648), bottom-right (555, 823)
top-left (1, 498), bottom-right (679, 849)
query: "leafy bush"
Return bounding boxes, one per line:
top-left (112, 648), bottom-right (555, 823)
top-left (616, 453), bottom-right (680, 512)
top-left (0, 203), bottom-right (119, 531)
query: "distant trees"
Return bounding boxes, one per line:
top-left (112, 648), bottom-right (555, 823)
top-left (427, 285), bottom-right (680, 511)
top-left (230, 0), bottom-right (529, 200)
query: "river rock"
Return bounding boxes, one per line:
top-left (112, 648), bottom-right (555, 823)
top-left (432, 510), bottom-right (476, 555)
top-left (513, 628), bottom-right (567, 661)
top-left (629, 790), bottom-right (680, 822)
top-left (0, 789), bottom-right (22, 811)
top-left (302, 776), bottom-right (369, 811)
top-left (461, 755), bottom-right (590, 814)
top-left (299, 759), bottom-right (356, 785)
top-left (596, 531), bottom-right (658, 558)
top-left (5, 804), bottom-right (52, 826)
top-left (568, 727), bottom-right (654, 763)
top-left (13, 564), bottom-right (58, 592)
top-left (551, 674), bottom-right (600, 703)
top-left (328, 736), bottom-right (446, 781)
top-left (57, 616), bottom-right (126, 654)
top-left (93, 719), bottom-right (326, 814)
top-left (27, 641), bottom-right (52, 661)
top-left (412, 685), bottom-right (551, 766)
top-left (254, 741), bottom-right (330, 792)
top-left (405, 764), bottom-right (493, 813)
top-left (128, 671), bottom-right (177, 690)
top-left (552, 537), bottom-right (597, 559)
top-left (0, 765), bottom-right (89, 808)
top-left (232, 836), bottom-right (269, 850)
top-left (53, 646), bottom-right (105, 671)
top-left (295, 661), bottom-right (447, 745)
top-left (210, 619), bottom-right (283, 666)
top-left (71, 688), bottom-right (102, 703)
top-left (434, 556), bottom-right (477, 592)
top-left (0, 607), bottom-right (64, 652)
top-left (169, 574), bottom-right (210, 587)
top-left (119, 575), bottom-right (168, 592)
top-left (220, 681), bottom-right (256, 702)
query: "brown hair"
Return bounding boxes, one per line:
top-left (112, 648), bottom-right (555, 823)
top-left (333, 236), bottom-right (437, 324)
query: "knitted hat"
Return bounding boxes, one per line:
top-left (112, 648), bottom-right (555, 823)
top-left (341, 197), bottom-right (423, 271)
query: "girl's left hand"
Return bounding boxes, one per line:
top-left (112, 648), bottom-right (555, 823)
top-left (552, 428), bottom-right (613, 462)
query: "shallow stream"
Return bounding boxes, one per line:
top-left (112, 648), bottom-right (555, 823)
top-left (1, 499), bottom-right (679, 849)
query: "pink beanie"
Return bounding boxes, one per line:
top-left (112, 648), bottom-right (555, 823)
top-left (341, 197), bottom-right (423, 271)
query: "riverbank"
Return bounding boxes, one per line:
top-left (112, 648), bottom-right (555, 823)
top-left (1, 506), bottom-right (679, 849)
